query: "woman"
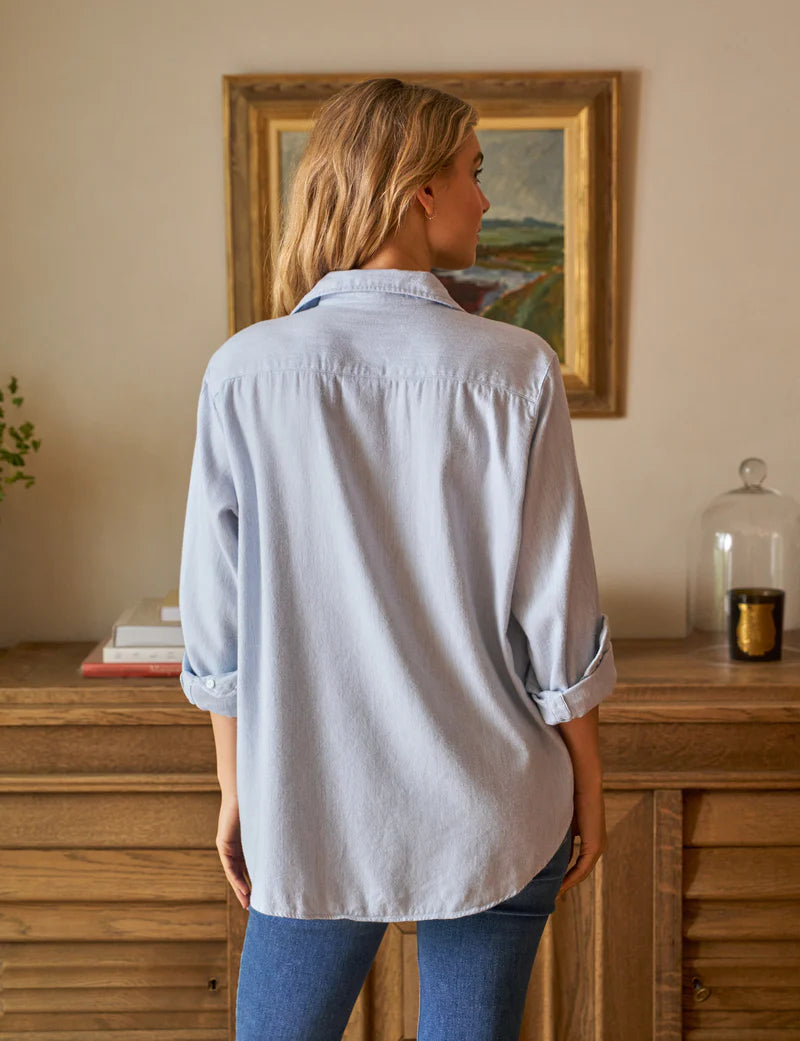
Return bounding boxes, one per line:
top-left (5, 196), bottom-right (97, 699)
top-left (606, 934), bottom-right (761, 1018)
top-left (178, 77), bottom-right (617, 1041)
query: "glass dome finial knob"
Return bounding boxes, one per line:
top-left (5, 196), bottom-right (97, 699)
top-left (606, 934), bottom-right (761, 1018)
top-left (739, 457), bottom-right (767, 488)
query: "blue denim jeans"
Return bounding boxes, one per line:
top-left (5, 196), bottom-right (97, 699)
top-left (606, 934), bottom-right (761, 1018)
top-left (235, 825), bottom-right (573, 1041)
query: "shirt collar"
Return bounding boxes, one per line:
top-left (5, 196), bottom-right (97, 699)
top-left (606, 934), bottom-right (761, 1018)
top-left (290, 268), bottom-right (465, 314)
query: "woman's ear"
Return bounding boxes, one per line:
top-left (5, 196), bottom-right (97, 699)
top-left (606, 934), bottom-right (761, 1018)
top-left (414, 183), bottom-right (435, 220)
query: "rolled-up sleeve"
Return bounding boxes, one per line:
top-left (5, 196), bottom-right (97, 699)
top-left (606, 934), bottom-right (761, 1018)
top-left (511, 354), bottom-right (617, 725)
top-left (178, 377), bottom-right (239, 716)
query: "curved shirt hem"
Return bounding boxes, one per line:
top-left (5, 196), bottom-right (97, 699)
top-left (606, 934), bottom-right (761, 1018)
top-left (245, 814), bottom-right (574, 923)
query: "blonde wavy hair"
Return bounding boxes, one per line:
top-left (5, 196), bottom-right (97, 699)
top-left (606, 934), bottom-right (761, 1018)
top-left (269, 78), bottom-right (478, 318)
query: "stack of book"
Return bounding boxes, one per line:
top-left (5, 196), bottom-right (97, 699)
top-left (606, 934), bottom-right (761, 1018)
top-left (81, 589), bottom-right (184, 677)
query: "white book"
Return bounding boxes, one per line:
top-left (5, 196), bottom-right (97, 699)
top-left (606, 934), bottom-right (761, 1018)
top-left (113, 597), bottom-right (185, 647)
top-left (161, 587), bottom-right (181, 622)
top-left (102, 638), bottom-right (184, 664)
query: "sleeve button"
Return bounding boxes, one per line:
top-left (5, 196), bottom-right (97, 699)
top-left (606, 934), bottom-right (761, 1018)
top-left (205, 678), bottom-right (215, 689)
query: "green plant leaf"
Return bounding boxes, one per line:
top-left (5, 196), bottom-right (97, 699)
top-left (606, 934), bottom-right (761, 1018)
top-left (0, 375), bottom-right (40, 508)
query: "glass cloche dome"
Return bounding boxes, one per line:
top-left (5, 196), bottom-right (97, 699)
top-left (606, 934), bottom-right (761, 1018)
top-left (687, 458), bottom-right (800, 638)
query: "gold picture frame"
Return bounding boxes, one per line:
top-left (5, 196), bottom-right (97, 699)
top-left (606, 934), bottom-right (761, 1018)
top-left (223, 70), bottom-right (621, 415)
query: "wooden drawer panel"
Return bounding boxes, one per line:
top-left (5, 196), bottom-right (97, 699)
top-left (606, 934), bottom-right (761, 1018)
top-left (0, 902), bottom-right (227, 942)
top-left (0, 724), bottom-right (215, 775)
top-left (0, 788), bottom-right (230, 1032)
top-left (0, 1028), bottom-right (226, 1040)
top-left (2, 981), bottom-right (228, 1013)
top-left (685, 939), bottom-right (800, 964)
top-left (601, 723), bottom-right (800, 775)
top-left (684, 900), bottom-right (800, 940)
top-left (685, 791), bottom-right (800, 844)
top-left (0, 793), bottom-right (218, 847)
top-left (0, 938), bottom-right (227, 982)
top-left (683, 790), bottom-right (800, 1037)
top-left (0, 850), bottom-right (226, 901)
top-left (5, 986), bottom-right (224, 1011)
top-left (682, 975), bottom-right (800, 1009)
top-left (0, 1009), bottom-right (228, 1034)
top-left (684, 1014), bottom-right (800, 1039)
top-left (684, 847), bottom-right (800, 899)
top-left (0, 939), bottom-right (228, 1036)
top-left (684, 938), bottom-right (800, 1015)
top-left (685, 963), bottom-right (799, 989)
top-left (0, 1034), bottom-right (225, 1041)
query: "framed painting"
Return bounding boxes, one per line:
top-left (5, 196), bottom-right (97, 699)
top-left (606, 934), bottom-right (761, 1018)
top-left (223, 71), bottom-right (621, 415)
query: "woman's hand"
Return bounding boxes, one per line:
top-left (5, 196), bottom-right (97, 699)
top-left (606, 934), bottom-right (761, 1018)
top-left (216, 796), bottom-right (251, 910)
top-left (555, 782), bottom-right (607, 902)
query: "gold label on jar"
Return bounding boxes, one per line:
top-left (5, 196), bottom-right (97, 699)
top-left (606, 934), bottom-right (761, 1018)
top-left (736, 602), bottom-right (777, 656)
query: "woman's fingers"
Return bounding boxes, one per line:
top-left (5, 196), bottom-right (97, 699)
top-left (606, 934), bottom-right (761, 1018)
top-left (217, 838), bottom-right (251, 908)
top-left (556, 844), bottom-right (601, 900)
top-left (216, 800), bottom-right (252, 910)
top-left (553, 785), bottom-right (607, 904)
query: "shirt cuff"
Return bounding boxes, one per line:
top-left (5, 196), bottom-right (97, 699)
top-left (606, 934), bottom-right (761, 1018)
top-left (529, 614), bottom-right (617, 725)
top-left (179, 651), bottom-right (238, 716)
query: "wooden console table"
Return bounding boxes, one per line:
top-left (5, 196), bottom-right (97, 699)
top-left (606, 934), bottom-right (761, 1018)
top-left (0, 633), bottom-right (798, 1039)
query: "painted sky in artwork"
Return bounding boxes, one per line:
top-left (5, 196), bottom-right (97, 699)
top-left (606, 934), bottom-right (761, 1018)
top-left (476, 129), bottom-right (563, 223)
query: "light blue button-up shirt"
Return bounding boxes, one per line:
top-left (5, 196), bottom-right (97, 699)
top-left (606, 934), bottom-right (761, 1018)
top-left (178, 267), bottom-right (616, 921)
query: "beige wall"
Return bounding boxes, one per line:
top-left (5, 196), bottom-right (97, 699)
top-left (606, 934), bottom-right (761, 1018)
top-left (1, 0), bottom-right (798, 646)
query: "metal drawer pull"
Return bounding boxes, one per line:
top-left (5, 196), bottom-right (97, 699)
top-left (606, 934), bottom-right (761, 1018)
top-left (691, 976), bottom-right (711, 1002)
